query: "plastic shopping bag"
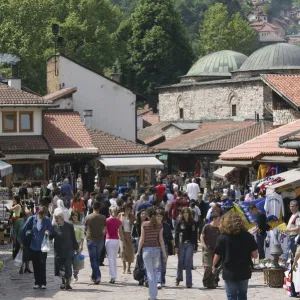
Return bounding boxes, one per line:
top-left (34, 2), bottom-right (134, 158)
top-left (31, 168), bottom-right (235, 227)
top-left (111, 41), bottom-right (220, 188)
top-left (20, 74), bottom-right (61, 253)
top-left (41, 235), bottom-right (50, 253)
top-left (14, 249), bottom-right (23, 267)
top-left (73, 254), bottom-right (85, 271)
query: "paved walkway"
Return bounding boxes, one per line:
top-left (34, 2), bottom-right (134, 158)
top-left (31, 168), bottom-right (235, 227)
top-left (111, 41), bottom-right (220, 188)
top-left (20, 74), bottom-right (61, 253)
top-left (0, 245), bottom-right (290, 300)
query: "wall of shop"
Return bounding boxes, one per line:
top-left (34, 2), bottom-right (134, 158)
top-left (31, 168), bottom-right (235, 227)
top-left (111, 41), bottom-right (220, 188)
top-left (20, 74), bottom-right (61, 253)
top-left (273, 109), bottom-right (300, 126)
top-left (159, 80), bottom-right (265, 122)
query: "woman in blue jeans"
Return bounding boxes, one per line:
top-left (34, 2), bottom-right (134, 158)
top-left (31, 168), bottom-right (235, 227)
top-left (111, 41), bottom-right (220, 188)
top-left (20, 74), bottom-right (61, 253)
top-left (174, 207), bottom-right (198, 288)
top-left (213, 212), bottom-right (258, 300)
top-left (137, 208), bottom-right (167, 300)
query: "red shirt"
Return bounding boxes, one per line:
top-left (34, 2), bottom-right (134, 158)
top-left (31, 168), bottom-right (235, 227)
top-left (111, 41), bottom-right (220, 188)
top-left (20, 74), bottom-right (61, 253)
top-left (156, 184), bottom-right (166, 200)
top-left (106, 217), bottom-right (122, 240)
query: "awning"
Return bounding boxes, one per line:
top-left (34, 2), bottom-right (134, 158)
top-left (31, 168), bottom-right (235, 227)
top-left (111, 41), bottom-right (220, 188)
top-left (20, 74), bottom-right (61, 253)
top-left (0, 160), bottom-right (13, 177)
top-left (265, 168), bottom-right (300, 193)
top-left (212, 159), bottom-right (253, 167)
top-left (258, 156), bottom-right (299, 164)
top-left (99, 157), bottom-right (164, 171)
top-left (213, 167), bottom-right (236, 179)
top-left (53, 148), bottom-right (98, 155)
top-left (2, 154), bottom-right (49, 160)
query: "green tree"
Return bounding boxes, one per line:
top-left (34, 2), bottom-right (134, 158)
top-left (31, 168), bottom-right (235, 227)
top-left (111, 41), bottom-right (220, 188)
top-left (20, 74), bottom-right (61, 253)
top-left (199, 3), bottom-right (258, 56)
top-left (118, 0), bottom-right (194, 99)
top-left (0, 0), bottom-right (122, 94)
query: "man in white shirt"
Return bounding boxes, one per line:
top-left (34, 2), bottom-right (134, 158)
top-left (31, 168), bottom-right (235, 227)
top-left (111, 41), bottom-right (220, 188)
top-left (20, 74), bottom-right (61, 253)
top-left (186, 178), bottom-right (200, 201)
top-left (283, 200), bottom-right (300, 261)
top-left (200, 175), bottom-right (207, 193)
top-left (109, 190), bottom-right (118, 207)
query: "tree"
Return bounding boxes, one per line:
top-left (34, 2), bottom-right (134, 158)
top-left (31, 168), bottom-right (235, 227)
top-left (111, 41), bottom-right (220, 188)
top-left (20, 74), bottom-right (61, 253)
top-left (118, 0), bottom-right (194, 100)
top-left (213, 0), bottom-right (242, 16)
top-left (0, 0), bottom-right (122, 94)
top-left (198, 3), bottom-right (258, 56)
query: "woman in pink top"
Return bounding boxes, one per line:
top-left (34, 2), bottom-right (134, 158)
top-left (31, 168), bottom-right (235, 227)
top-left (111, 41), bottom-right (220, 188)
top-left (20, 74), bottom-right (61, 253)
top-left (105, 206), bottom-right (123, 284)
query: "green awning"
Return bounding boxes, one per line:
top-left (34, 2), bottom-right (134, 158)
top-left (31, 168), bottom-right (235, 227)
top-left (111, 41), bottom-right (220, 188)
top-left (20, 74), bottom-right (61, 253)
top-left (159, 154), bottom-right (168, 161)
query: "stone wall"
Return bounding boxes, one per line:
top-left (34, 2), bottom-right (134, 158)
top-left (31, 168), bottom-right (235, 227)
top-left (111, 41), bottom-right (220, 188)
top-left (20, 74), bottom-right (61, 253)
top-left (47, 56), bottom-right (60, 94)
top-left (273, 109), bottom-right (300, 126)
top-left (159, 80), bottom-right (265, 122)
top-left (163, 126), bottom-right (184, 140)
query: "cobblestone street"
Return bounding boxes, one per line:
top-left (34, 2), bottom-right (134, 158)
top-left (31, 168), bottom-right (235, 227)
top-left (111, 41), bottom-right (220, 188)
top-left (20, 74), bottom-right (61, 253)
top-left (0, 245), bottom-right (291, 300)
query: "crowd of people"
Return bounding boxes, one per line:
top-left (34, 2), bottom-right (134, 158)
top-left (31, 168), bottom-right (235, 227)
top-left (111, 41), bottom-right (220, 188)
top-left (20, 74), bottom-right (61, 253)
top-left (8, 176), bottom-right (264, 300)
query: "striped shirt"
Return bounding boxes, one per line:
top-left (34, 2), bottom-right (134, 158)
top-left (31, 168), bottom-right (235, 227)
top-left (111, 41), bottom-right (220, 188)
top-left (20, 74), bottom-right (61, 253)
top-left (142, 221), bottom-right (162, 247)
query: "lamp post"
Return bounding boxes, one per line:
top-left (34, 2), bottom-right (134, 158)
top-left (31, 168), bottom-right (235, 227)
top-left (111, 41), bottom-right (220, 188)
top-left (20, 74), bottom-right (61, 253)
top-left (52, 24), bottom-right (63, 76)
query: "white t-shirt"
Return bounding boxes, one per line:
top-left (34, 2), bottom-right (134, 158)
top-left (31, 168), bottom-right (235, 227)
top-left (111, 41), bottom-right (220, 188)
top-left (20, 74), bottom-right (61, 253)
top-left (186, 182), bottom-right (200, 201)
top-left (110, 198), bottom-right (118, 207)
top-left (287, 212), bottom-right (300, 235)
top-left (200, 177), bottom-right (207, 189)
top-left (87, 198), bottom-right (93, 209)
top-left (173, 183), bottom-right (179, 191)
top-left (264, 192), bottom-right (285, 219)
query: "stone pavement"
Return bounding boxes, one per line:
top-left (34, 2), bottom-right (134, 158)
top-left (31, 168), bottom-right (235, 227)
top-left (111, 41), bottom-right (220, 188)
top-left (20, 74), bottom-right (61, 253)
top-left (0, 244), bottom-right (291, 300)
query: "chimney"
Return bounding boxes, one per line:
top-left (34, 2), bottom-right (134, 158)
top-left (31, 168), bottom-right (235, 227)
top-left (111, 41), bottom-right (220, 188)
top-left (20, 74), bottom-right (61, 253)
top-left (110, 72), bottom-right (122, 84)
top-left (8, 64), bottom-right (21, 90)
top-left (83, 109), bottom-right (93, 129)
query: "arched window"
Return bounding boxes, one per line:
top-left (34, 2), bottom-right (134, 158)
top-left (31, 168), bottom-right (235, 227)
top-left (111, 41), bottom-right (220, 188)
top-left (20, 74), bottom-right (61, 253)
top-left (228, 92), bottom-right (239, 117)
top-left (177, 96), bottom-right (184, 119)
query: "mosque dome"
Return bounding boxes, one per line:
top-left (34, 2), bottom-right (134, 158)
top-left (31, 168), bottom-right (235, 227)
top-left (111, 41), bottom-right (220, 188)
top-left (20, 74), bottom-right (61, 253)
top-left (239, 43), bottom-right (300, 72)
top-left (184, 50), bottom-right (248, 80)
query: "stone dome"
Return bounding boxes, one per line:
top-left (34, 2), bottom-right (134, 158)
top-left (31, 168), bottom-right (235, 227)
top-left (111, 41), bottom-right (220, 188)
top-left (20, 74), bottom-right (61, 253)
top-left (239, 43), bottom-right (300, 72)
top-left (184, 50), bottom-right (248, 78)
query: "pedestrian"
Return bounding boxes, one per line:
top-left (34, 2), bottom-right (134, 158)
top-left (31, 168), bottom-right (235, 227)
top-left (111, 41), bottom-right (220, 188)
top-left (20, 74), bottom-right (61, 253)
top-left (175, 207), bottom-right (198, 288)
top-left (213, 212), bottom-right (258, 300)
top-left (283, 200), bottom-right (300, 261)
top-left (186, 178), bottom-right (200, 201)
top-left (85, 201), bottom-right (107, 284)
top-left (105, 206), bottom-right (123, 284)
top-left (201, 213), bottom-right (221, 289)
top-left (156, 211), bottom-right (173, 288)
top-left (155, 180), bottom-right (166, 201)
top-left (137, 207), bottom-right (167, 300)
top-left (71, 192), bottom-right (85, 222)
top-left (137, 194), bottom-right (152, 214)
top-left (52, 210), bottom-right (79, 290)
top-left (200, 175), bottom-right (207, 193)
top-left (69, 210), bottom-right (84, 281)
top-left (20, 206), bottom-right (53, 289)
top-left (110, 190), bottom-right (118, 207)
top-left (51, 189), bottom-right (61, 215)
top-left (249, 204), bottom-right (269, 264)
top-left (162, 192), bottom-right (172, 211)
top-left (13, 210), bottom-right (33, 274)
top-left (60, 178), bottom-right (73, 208)
top-left (87, 192), bottom-right (95, 215)
top-left (118, 203), bottom-right (135, 274)
top-left (52, 200), bottom-right (70, 225)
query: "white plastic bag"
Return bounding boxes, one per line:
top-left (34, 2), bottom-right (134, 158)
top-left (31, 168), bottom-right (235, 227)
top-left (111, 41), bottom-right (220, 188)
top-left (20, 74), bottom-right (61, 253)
top-left (41, 235), bottom-right (50, 253)
top-left (14, 249), bottom-right (23, 267)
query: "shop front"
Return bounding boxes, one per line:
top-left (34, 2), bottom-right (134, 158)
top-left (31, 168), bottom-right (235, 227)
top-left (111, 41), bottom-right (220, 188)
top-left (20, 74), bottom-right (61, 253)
top-left (97, 155), bottom-right (164, 187)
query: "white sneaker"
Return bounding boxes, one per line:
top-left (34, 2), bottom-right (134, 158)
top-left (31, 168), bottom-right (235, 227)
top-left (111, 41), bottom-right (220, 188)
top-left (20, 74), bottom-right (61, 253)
top-left (157, 283), bottom-right (162, 289)
top-left (33, 285), bottom-right (39, 289)
top-left (41, 285), bottom-right (46, 289)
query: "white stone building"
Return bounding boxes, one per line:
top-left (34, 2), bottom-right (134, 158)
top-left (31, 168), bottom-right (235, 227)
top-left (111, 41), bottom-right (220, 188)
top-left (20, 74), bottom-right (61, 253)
top-left (47, 54), bottom-right (137, 142)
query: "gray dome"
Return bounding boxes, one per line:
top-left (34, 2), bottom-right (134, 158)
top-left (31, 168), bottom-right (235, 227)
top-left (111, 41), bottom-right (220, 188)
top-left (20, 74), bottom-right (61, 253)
top-left (239, 43), bottom-right (300, 72)
top-left (185, 50), bottom-right (248, 78)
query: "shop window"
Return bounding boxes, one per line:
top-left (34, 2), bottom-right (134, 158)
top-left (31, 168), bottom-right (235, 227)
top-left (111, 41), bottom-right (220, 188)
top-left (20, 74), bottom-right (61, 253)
top-left (232, 104), bottom-right (237, 117)
top-left (2, 111), bottom-right (17, 132)
top-left (19, 111), bottom-right (34, 132)
top-left (179, 108), bottom-right (184, 119)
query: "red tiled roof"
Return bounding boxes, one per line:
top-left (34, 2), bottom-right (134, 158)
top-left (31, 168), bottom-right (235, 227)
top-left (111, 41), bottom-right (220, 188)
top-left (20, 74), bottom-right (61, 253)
top-left (0, 83), bottom-right (52, 105)
top-left (43, 111), bottom-right (96, 151)
top-left (43, 87), bottom-right (77, 102)
top-left (155, 121), bottom-right (254, 151)
top-left (137, 121), bottom-right (171, 144)
top-left (194, 122), bottom-right (273, 151)
top-left (220, 120), bottom-right (300, 160)
top-left (88, 129), bottom-right (156, 155)
top-left (0, 136), bottom-right (49, 153)
top-left (262, 75), bottom-right (300, 107)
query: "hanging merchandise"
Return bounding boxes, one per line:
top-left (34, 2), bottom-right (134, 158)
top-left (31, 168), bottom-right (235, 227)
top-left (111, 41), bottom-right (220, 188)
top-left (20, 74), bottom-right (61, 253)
top-left (257, 164), bottom-right (269, 180)
top-left (264, 191), bottom-right (285, 220)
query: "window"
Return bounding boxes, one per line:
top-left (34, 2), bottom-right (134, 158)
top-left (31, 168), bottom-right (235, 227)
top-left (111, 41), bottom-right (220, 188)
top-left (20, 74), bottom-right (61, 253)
top-left (179, 108), bottom-right (184, 119)
top-left (2, 111), bottom-right (17, 132)
top-left (19, 111), bottom-right (34, 132)
top-left (232, 104), bottom-right (237, 117)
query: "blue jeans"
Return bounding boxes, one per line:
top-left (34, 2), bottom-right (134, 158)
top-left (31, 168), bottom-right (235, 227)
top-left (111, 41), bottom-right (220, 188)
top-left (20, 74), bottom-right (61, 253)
top-left (225, 280), bottom-right (249, 300)
top-left (143, 247), bottom-right (160, 300)
top-left (156, 246), bottom-right (168, 284)
top-left (283, 236), bottom-right (297, 261)
top-left (176, 242), bottom-right (194, 286)
top-left (87, 240), bottom-right (104, 281)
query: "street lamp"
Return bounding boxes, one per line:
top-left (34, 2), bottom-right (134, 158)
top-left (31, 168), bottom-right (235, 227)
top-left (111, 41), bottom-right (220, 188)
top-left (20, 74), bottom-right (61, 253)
top-left (52, 24), bottom-right (60, 76)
